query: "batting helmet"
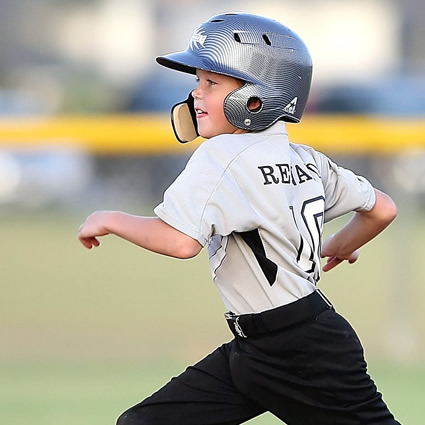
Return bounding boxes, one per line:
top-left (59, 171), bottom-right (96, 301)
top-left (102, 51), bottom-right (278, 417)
top-left (156, 12), bottom-right (313, 142)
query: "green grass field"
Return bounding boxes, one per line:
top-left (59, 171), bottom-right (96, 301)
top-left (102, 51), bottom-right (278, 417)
top-left (1, 210), bottom-right (424, 424)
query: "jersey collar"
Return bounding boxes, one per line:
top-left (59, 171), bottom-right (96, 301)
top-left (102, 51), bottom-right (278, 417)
top-left (258, 121), bottom-right (288, 136)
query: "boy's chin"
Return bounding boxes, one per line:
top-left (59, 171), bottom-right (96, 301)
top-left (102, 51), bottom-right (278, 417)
top-left (197, 128), bottom-right (214, 139)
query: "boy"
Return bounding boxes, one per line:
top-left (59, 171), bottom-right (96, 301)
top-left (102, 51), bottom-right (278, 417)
top-left (79, 13), bottom-right (401, 425)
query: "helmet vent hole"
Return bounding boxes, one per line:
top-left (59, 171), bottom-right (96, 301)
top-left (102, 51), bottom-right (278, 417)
top-left (210, 19), bottom-right (224, 23)
top-left (262, 34), bottom-right (272, 46)
top-left (247, 97), bottom-right (263, 113)
top-left (234, 32), bottom-right (241, 43)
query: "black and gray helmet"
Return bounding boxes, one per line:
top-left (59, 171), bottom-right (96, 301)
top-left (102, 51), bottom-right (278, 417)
top-left (156, 12), bottom-right (313, 142)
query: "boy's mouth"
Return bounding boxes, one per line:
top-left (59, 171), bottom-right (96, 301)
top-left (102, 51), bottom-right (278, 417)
top-left (195, 108), bottom-right (208, 118)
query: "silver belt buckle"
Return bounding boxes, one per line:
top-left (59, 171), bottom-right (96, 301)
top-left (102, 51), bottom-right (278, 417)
top-left (225, 312), bottom-right (247, 338)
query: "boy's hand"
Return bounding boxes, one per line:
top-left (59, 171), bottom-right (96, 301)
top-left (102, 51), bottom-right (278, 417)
top-left (78, 211), bottom-right (113, 249)
top-left (321, 234), bottom-right (359, 272)
top-left (321, 250), bottom-right (359, 272)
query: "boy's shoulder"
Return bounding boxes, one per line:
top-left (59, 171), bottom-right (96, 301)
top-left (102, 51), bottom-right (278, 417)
top-left (289, 141), bottom-right (330, 168)
top-left (290, 140), bottom-right (321, 157)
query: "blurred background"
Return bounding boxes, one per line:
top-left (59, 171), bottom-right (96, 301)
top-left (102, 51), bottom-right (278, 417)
top-left (1, 0), bottom-right (424, 424)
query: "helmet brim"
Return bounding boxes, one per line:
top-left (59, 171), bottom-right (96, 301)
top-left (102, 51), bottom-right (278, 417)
top-left (156, 51), bottom-right (265, 86)
top-left (156, 52), bottom-right (199, 75)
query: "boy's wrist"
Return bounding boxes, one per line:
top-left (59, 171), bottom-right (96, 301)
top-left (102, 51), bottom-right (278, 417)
top-left (103, 210), bottom-right (122, 235)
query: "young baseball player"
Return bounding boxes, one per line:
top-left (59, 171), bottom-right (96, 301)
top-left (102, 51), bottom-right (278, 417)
top-left (78, 13), bottom-right (401, 425)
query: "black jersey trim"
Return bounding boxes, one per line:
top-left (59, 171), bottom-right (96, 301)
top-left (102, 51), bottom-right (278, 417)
top-left (238, 229), bottom-right (278, 286)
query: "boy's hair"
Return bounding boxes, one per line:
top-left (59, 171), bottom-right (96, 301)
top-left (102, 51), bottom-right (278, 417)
top-left (157, 12), bottom-right (313, 142)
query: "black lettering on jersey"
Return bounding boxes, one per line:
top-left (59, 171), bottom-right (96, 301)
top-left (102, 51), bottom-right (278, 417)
top-left (290, 166), bottom-right (297, 186)
top-left (238, 229), bottom-right (278, 286)
top-left (295, 165), bottom-right (313, 183)
top-left (276, 164), bottom-right (291, 183)
top-left (258, 164), bottom-right (313, 186)
top-left (258, 164), bottom-right (292, 185)
top-left (258, 165), bottom-right (279, 185)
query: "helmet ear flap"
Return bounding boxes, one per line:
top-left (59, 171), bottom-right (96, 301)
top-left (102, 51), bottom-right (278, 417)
top-left (171, 91), bottom-right (199, 143)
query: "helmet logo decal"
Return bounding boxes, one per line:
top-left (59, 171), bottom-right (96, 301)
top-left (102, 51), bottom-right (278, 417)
top-left (189, 28), bottom-right (207, 50)
top-left (283, 97), bottom-right (298, 114)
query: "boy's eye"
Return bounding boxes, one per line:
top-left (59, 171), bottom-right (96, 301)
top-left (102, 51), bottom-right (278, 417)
top-left (194, 76), bottom-right (217, 85)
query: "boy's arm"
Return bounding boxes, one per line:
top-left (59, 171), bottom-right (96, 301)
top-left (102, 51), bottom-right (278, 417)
top-left (78, 211), bottom-right (202, 259)
top-left (321, 189), bottom-right (397, 272)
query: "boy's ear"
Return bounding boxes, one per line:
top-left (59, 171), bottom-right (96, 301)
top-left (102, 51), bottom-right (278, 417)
top-left (171, 92), bottom-right (199, 143)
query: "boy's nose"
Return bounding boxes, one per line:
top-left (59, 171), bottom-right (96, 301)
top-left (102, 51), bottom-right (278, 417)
top-left (192, 86), bottom-right (201, 99)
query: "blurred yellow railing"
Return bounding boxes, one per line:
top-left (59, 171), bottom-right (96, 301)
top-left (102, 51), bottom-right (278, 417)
top-left (0, 114), bottom-right (424, 154)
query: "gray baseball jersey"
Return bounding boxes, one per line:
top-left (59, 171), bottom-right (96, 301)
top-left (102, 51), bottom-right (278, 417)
top-left (154, 121), bottom-right (375, 314)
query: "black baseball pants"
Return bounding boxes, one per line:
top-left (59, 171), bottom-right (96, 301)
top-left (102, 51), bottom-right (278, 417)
top-left (116, 296), bottom-right (401, 425)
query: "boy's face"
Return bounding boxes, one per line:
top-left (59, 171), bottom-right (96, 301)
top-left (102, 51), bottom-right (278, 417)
top-left (192, 69), bottom-right (246, 139)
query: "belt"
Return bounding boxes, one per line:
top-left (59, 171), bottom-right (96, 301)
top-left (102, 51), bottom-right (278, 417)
top-left (225, 290), bottom-right (333, 338)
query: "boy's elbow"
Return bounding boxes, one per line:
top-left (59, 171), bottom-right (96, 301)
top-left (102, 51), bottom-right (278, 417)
top-left (171, 239), bottom-right (203, 259)
top-left (374, 190), bottom-right (398, 225)
top-left (157, 218), bottom-right (202, 259)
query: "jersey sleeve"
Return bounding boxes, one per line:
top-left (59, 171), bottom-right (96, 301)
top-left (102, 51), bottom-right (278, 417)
top-left (318, 153), bottom-right (376, 222)
top-left (154, 140), bottom-right (260, 246)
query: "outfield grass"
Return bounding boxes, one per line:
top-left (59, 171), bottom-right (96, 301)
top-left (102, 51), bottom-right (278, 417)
top-left (1, 210), bottom-right (424, 424)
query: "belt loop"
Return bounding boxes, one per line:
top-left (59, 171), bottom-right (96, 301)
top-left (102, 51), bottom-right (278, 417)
top-left (234, 316), bottom-right (247, 338)
top-left (225, 312), bottom-right (248, 338)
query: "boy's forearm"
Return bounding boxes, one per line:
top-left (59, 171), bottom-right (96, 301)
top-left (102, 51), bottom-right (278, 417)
top-left (105, 212), bottom-right (202, 258)
top-left (323, 189), bottom-right (397, 258)
top-left (324, 214), bottom-right (385, 258)
top-left (102, 212), bottom-right (202, 258)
